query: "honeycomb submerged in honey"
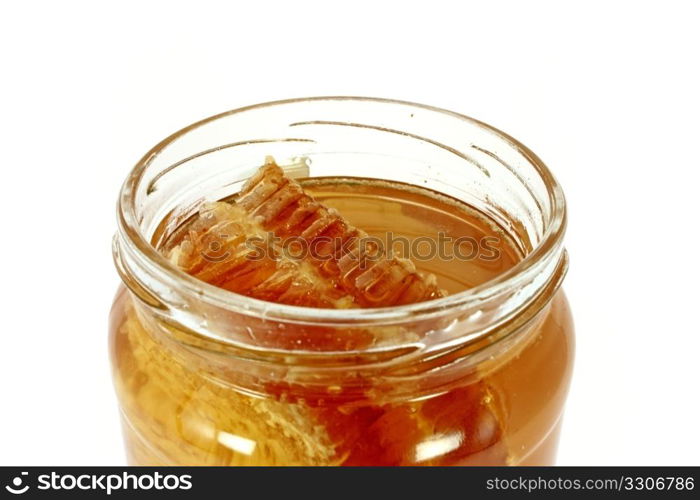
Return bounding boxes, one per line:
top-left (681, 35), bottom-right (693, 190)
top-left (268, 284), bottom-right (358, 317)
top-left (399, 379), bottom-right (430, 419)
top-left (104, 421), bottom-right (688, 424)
top-left (168, 158), bottom-right (445, 308)
top-left (110, 158), bottom-right (574, 466)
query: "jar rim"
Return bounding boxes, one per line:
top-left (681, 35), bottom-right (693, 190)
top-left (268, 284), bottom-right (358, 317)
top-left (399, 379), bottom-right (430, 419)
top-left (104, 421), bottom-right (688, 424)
top-left (117, 96), bottom-right (567, 326)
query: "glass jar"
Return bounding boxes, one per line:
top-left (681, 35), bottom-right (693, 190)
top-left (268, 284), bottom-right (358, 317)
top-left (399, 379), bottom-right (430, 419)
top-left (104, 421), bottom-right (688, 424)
top-left (110, 97), bottom-right (574, 465)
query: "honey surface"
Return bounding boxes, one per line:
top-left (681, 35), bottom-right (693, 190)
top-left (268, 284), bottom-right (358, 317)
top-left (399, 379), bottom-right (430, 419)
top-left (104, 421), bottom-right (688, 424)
top-left (164, 160), bottom-right (520, 303)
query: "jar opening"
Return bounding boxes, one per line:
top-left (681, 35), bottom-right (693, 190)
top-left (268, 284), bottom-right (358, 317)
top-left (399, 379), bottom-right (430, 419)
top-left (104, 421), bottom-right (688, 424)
top-left (114, 97), bottom-right (567, 356)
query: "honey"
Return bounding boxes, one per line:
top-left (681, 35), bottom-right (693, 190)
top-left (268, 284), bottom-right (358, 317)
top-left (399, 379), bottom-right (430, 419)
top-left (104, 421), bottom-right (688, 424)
top-left (109, 161), bottom-right (573, 465)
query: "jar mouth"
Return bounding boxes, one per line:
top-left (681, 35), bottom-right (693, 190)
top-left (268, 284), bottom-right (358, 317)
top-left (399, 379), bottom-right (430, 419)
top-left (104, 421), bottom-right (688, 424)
top-left (116, 96), bottom-right (566, 328)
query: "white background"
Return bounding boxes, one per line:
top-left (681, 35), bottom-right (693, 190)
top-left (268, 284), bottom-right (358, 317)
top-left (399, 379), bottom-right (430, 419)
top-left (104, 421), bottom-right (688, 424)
top-left (1, 1), bottom-right (698, 465)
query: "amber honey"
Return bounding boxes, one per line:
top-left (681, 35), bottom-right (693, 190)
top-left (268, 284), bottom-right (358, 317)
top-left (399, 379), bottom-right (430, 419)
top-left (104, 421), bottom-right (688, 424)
top-left (109, 167), bottom-right (574, 465)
